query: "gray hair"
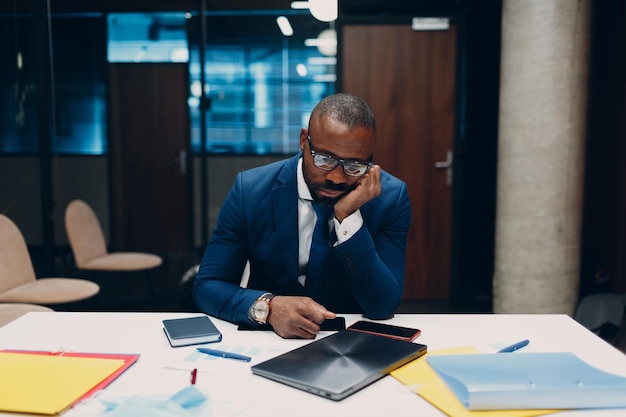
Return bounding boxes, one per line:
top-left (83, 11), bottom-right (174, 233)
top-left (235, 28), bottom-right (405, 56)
top-left (310, 93), bottom-right (376, 131)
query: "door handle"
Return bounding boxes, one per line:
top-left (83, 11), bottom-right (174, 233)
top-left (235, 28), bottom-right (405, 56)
top-left (434, 150), bottom-right (453, 185)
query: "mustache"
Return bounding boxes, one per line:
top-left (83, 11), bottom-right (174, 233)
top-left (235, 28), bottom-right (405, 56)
top-left (321, 181), bottom-right (352, 192)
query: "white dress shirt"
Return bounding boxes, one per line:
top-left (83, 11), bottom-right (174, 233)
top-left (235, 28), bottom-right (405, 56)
top-left (296, 158), bottom-right (363, 286)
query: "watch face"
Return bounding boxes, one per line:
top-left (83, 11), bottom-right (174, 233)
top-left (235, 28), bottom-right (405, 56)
top-left (253, 301), bottom-right (269, 319)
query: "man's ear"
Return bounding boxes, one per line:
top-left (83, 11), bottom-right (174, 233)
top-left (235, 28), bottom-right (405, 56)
top-left (299, 127), bottom-right (308, 151)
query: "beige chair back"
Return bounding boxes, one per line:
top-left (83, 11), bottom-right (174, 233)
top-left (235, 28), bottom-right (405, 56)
top-left (65, 200), bottom-right (108, 268)
top-left (0, 214), bottom-right (37, 294)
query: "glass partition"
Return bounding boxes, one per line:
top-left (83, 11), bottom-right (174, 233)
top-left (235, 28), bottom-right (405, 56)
top-left (1, 7), bottom-right (336, 156)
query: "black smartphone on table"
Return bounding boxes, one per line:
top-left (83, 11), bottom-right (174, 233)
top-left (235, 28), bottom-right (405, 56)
top-left (238, 316), bottom-right (346, 331)
top-left (347, 320), bottom-right (421, 341)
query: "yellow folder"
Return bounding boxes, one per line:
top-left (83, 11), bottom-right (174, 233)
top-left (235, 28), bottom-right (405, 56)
top-left (0, 352), bottom-right (126, 415)
top-left (390, 346), bottom-right (557, 417)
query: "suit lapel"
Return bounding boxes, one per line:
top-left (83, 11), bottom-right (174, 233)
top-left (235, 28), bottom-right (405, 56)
top-left (272, 156), bottom-right (300, 284)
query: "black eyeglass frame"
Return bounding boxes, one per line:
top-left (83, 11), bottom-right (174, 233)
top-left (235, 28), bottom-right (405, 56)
top-left (306, 134), bottom-right (373, 177)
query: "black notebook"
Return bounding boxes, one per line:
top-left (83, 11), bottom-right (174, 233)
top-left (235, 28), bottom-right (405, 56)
top-left (162, 315), bottom-right (222, 347)
top-left (251, 329), bottom-right (427, 400)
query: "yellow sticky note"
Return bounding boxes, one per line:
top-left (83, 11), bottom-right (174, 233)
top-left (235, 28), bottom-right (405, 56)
top-left (0, 352), bottom-right (125, 415)
top-left (391, 346), bottom-right (557, 417)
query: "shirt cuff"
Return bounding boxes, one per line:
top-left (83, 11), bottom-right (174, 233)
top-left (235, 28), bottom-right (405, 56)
top-left (333, 210), bottom-right (363, 244)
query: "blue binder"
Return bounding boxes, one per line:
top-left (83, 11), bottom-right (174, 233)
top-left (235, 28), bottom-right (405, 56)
top-left (427, 352), bottom-right (626, 410)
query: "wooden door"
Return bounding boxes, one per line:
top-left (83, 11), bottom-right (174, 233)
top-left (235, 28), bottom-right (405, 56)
top-left (108, 63), bottom-right (190, 253)
top-left (340, 23), bottom-right (457, 300)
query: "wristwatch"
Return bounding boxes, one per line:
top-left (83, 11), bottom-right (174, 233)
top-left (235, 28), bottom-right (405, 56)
top-left (251, 293), bottom-right (275, 324)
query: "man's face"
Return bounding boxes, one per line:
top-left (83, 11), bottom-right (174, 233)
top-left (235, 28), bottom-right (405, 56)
top-left (300, 116), bottom-right (375, 206)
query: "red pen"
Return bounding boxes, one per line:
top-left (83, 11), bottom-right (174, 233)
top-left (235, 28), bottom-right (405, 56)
top-left (191, 368), bottom-right (197, 385)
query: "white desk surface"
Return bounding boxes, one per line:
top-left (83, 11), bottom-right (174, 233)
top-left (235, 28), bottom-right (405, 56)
top-left (1, 312), bottom-right (625, 417)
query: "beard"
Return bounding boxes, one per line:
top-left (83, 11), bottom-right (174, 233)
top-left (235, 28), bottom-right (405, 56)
top-left (306, 179), bottom-right (356, 207)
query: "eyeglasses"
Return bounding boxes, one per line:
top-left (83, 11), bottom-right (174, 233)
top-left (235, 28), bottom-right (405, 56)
top-left (307, 134), bottom-right (373, 177)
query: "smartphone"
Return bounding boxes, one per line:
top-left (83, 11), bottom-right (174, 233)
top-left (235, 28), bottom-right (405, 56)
top-left (238, 316), bottom-right (346, 331)
top-left (347, 320), bottom-right (421, 341)
top-left (320, 316), bottom-right (346, 331)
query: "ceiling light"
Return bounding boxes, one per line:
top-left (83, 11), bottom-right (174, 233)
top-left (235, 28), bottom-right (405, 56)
top-left (304, 29), bottom-right (336, 56)
top-left (296, 64), bottom-right (308, 77)
top-left (290, 1), bottom-right (309, 9)
top-left (313, 74), bottom-right (336, 82)
top-left (308, 0), bottom-right (337, 22)
top-left (276, 16), bottom-right (293, 36)
top-left (307, 57), bottom-right (337, 65)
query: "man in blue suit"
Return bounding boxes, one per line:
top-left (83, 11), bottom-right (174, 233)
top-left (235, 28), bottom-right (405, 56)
top-left (193, 93), bottom-right (411, 338)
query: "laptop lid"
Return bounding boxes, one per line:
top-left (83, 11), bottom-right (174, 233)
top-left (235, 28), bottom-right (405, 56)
top-left (251, 329), bottom-right (427, 401)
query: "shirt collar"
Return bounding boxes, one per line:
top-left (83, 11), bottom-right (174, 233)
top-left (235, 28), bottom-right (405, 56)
top-left (297, 157), bottom-right (314, 201)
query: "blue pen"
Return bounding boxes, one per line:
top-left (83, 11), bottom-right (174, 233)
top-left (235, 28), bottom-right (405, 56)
top-left (197, 347), bottom-right (252, 362)
top-left (497, 339), bottom-right (529, 353)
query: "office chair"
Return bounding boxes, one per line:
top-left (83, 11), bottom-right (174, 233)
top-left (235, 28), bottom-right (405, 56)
top-left (0, 214), bottom-right (100, 308)
top-left (575, 293), bottom-right (626, 350)
top-left (64, 199), bottom-right (162, 309)
top-left (0, 303), bottom-right (54, 327)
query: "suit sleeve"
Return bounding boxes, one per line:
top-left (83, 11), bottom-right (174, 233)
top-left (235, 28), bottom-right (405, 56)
top-left (332, 181), bottom-right (411, 319)
top-left (192, 173), bottom-right (264, 324)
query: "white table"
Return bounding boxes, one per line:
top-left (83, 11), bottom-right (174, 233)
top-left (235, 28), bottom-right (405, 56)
top-left (1, 312), bottom-right (625, 417)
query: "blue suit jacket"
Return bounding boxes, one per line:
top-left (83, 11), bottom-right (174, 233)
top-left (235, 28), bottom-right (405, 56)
top-left (193, 153), bottom-right (411, 325)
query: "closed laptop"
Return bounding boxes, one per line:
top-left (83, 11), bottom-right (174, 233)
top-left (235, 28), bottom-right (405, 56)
top-left (251, 329), bottom-right (427, 401)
